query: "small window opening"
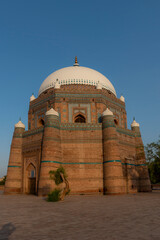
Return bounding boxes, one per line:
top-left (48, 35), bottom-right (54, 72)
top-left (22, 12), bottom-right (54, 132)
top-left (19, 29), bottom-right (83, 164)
top-left (31, 170), bottom-right (35, 178)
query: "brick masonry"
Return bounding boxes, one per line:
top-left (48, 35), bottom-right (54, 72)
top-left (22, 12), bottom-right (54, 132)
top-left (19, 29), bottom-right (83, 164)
top-left (4, 85), bottom-right (151, 195)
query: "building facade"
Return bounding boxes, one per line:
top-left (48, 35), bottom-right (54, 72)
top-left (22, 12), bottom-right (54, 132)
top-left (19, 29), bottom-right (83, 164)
top-left (4, 58), bottom-right (151, 195)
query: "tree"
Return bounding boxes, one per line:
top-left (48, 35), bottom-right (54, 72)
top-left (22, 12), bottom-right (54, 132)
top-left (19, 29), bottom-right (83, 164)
top-left (145, 137), bottom-right (160, 184)
top-left (48, 166), bottom-right (70, 201)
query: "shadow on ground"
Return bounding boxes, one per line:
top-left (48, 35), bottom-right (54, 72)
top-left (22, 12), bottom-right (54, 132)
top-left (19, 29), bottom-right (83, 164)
top-left (0, 223), bottom-right (16, 240)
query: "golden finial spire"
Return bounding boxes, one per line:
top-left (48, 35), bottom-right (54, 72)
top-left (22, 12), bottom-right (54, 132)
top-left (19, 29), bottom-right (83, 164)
top-left (73, 56), bottom-right (79, 66)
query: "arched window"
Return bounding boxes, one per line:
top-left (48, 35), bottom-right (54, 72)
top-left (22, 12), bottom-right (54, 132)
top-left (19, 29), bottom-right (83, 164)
top-left (39, 119), bottom-right (44, 126)
top-left (27, 163), bottom-right (36, 178)
top-left (98, 113), bottom-right (102, 123)
top-left (114, 119), bottom-right (118, 125)
top-left (74, 114), bottom-right (86, 123)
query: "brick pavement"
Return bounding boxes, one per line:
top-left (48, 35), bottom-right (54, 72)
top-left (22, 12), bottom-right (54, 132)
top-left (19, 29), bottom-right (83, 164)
top-left (0, 191), bottom-right (160, 240)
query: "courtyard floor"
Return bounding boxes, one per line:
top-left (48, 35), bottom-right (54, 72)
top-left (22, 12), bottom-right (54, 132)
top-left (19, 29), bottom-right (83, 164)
top-left (0, 190), bottom-right (160, 240)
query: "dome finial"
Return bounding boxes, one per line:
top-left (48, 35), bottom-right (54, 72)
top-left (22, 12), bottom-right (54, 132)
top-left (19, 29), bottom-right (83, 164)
top-left (73, 56), bottom-right (79, 66)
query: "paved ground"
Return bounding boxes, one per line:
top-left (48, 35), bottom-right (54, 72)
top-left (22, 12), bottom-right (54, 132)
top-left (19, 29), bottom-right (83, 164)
top-left (0, 191), bottom-right (160, 240)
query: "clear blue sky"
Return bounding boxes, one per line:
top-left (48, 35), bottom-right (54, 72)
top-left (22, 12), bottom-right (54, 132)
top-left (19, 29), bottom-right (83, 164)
top-left (0, 0), bottom-right (160, 177)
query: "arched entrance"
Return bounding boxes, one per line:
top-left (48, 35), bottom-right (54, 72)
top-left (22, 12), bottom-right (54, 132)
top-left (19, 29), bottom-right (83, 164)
top-left (26, 163), bottom-right (36, 194)
top-left (74, 114), bottom-right (86, 123)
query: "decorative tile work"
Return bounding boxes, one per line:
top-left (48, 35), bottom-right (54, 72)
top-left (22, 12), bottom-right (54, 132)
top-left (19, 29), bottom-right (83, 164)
top-left (14, 133), bottom-right (23, 138)
top-left (41, 160), bottom-right (146, 166)
top-left (61, 138), bottom-right (102, 143)
top-left (119, 141), bottom-right (135, 148)
top-left (30, 92), bottom-right (125, 110)
top-left (23, 122), bottom-right (102, 135)
top-left (102, 121), bottom-right (115, 129)
top-left (8, 165), bottom-right (21, 168)
top-left (38, 114), bottom-right (45, 119)
top-left (74, 109), bottom-right (85, 114)
top-left (122, 163), bottom-right (147, 166)
top-left (45, 124), bottom-right (60, 129)
top-left (80, 104), bottom-right (91, 123)
top-left (45, 116), bottom-right (60, 128)
top-left (68, 103), bottom-right (91, 123)
top-left (60, 123), bottom-right (102, 131)
top-left (116, 127), bottom-right (135, 137)
top-left (23, 127), bottom-right (44, 138)
top-left (42, 160), bottom-right (102, 165)
top-left (30, 94), bottom-right (55, 109)
top-left (103, 160), bottom-right (122, 163)
top-left (134, 133), bottom-right (141, 137)
top-left (55, 93), bottom-right (125, 109)
top-left (68, 103), bottom-right (78, 122)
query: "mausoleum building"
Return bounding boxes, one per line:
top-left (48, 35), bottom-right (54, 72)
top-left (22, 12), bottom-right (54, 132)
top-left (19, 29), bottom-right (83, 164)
top-left (5, 57), bottom-right (151, 195)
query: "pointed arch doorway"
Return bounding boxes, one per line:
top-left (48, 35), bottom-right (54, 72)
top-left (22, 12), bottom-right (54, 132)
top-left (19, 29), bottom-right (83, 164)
top-left (26, 163), bottom-right (36, 194)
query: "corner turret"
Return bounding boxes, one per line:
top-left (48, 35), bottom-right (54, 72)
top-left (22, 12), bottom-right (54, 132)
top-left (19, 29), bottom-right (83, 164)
top-left (102, 108), bottom-right (125, 194)
top-left (4, 119), bottom-right (25, 194)
top-left (131, 118), bottom-right (151, 192)
top-left (38, 108), bottom-right (62, 196)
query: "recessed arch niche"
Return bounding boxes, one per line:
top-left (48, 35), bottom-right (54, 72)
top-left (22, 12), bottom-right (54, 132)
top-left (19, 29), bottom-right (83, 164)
top-left (74, 114), bottom-right (86, 123)
top-left (25, 163), bottom-right (36, 194)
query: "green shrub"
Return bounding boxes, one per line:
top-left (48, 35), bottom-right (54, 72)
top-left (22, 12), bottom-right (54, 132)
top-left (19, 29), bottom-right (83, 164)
top-left (47, 188), bottom-right (61, 202)
top-left (48, 166), bottom-right (70, 202)
top-left (49, 166), bottom-right (67, 185)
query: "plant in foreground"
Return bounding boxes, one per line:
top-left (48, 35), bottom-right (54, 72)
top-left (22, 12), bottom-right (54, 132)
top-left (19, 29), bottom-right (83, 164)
top-left (47, 188), bottom-right (62, 202)
top-left (48, 166), bottom-right (70, 201)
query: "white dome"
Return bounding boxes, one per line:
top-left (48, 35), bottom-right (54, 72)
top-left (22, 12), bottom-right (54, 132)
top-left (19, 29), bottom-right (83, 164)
top-left (38, 65), bottom-right (117, 96)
